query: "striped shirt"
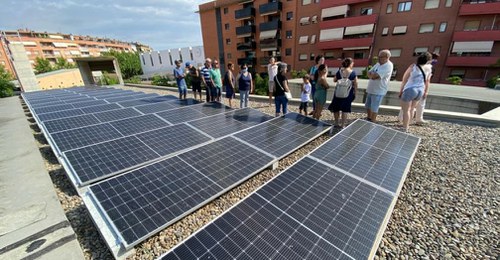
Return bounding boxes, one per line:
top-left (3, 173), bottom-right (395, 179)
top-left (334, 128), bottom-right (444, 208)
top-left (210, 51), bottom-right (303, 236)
top-left (201, 66), bottom-right (212, 85)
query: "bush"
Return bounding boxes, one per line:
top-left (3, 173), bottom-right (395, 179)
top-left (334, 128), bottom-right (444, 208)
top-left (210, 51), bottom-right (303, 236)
top-left (486, 75), bottom-right (499, 89)
top-left (254, 73), bottom-right (269, 96)
top-left (291, 69), bottom-right (308, 79)
top-left (151, 75), bottom-right (170, 86)
top-left (0, 78), bottom-right (15, 98)
top-left (359, 65), bottom-right (373, 79)
top-left (101, 72), bottom-right (119, 85)
top-left (446, 76), bottom-right (462, 85)
top-left (124, 76), bottom-right (142, 84)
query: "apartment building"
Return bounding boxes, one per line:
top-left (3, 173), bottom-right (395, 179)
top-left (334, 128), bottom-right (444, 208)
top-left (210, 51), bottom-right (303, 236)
top-left (0, 29), bottom-right (148, 76)
top-left (198, 0), bottom-right (500, 86)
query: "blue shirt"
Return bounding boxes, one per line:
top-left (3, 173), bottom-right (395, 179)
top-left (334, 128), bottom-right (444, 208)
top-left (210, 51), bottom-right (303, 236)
top-left (173, 67), bottom-right (186, 87)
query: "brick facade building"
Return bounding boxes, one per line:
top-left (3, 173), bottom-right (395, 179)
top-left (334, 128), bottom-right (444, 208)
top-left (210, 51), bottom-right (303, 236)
top-left (198, 0), bottom-right (500, 87)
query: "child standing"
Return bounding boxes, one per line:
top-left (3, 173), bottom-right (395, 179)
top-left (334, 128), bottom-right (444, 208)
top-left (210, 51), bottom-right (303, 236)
top-left (299, 75), bottom-right (311, 116)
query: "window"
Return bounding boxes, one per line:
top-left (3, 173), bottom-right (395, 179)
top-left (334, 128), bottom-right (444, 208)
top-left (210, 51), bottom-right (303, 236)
top-left (439, 22), bottom-right (447, 32)
top-left (142, 55), bottom-right (145, 65)
top-left (225, 23), bottom-right (230, 30)
top-left (414, 47), bottom-right (429, 56)
top-left (150, 55), bottom-right (154, 66)
top-left (227, 53), bottom-right (232, 59)
top-left (300, 17), bottom-right (310, 25)
top-left (285, 48), bottom-right (292, 56)
top-left (324, 52), bottom-right (334, 59)
top-left (299, 36), bottom-right (309, 44)
top-left (464, 20), bottom-right (480, 31)
top-left (299, 54), bottom-right (308, 61)
top-left (387, 3), bottom-right (393, 13)
top-left (312, 15), bottom-right (318, 24)
top-left (302, 0), bottom-right (312, 5)
top-left (223, 7), bottom-right (228, 14)
top-left (450, 69), bottom-right (465, 78)
top-left (287, 12), bottom-right (293, 21)
top-left (286, 30), bottom-right (292, 39)
top-left (419, 23), bottom-right (434, 33)
top-left (361, 7), bottom-right (373, 15)
top-left (393, 25), bottom-right (408, 35)
top-left (390, 48), bottom-right (402, 57)
top-left (310, 35), bottom-right (316, 44)
top-left (445, 0), bottom-right (452, 7)
top-left (425, 0), bottom-right (439, 9)
top-left (354, 52), bottom-right (365, 59)
top-left (158, 52), bottom-right (162, 64)
top-left (433, 47), bottom-right (441, 54)
top-left (226, 38), bottom-right (231, 45)
top-left (310, 53), bottom-right (315, 61)
top-left (382, 27), bottom-right (389, 36)
top-left (398, 1), bottom-right (412, 12)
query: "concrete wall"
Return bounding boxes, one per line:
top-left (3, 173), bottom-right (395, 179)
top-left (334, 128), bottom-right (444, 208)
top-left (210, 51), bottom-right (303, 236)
top-left (8, 43), bottom-right (39, 92)
top-left (36, 69), bottom-right (84, 90)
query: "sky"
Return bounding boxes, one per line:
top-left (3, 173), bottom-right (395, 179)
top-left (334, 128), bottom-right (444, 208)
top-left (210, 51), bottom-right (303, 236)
top-left (0, 0), bottom-right (209, 50)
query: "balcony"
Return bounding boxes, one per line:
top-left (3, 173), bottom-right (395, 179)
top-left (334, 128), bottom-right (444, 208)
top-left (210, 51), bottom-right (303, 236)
top-left (320, 14), bottom-right (377, 29)
top-left (325, 58), bottom-right (369, 68)
top-left (321, 0), bottom-right (378, 9)
top-left (459, 1), bottom-right (500, 15)
top-left (237, 57), bottom-right (257, 66)
top-left (317, 37), bottom-right (373, 50)
top-left (259, 1), bottom-right (282, 16)
top-left (235, 7), bottom-right (255, 20)
top-left (260, 39), bottom-right (281, 51)
top-left (452, 29), bottom-right (500, 41)
top-left (259, 56), bottom-right (282, 66)
top-left (259, 20), bottom-right (281, 31)
top-left (236, 25), bottom-right (256, 38)
top-left (237, 41), bottom-right (256, 51)
top-left (446, 55), bottom-right (499, 67)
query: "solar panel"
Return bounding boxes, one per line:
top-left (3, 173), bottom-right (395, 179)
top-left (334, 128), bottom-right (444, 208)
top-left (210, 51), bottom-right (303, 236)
top-left (156, 102), bottom-right (232, 125)
top-left (134, 98), bottom-right (201, 114)
top-left (29, 100), bottom-right (67, 108)
top-left (36, 109), bottom-right (85, 122)
top-left (117, 95), bottom-right (177, 107)
top-left (70, 99), bottom-right (107, 108)
top-left (34, 103), bottom-right (75, 114)
top-left (80, 103), bottom-right (122, 113)
top-left (186, 108), bottom-right (274, 138)
top-left (63, 136), bottom-right (160, 185)
top-left (104, 93), bottom-right (158, 103)
top-left (234, 113), bottom-right (331, 157)
top-left (62, 97), bottom-right (94, 103)
top-left (43, 114), bottom-right (101, 133)
top-left (135, 123), bottom-right (212, 156)
top-left (109, 114), bottom-right (170, 136)
top-left (159, 119), bottom-right (420, 260)
top-left (50, 123), bottom-right (124, 153)
top-left (85, 136), bottom-right (275, 249)
top-left (92, 107), bottom-right (143, 122)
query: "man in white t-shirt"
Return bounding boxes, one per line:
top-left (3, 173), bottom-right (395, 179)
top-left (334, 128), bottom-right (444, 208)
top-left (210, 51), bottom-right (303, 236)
top-left (267, 57), bottom-right (278, 106)
top-left (365, 49), bottom-right (393, 123)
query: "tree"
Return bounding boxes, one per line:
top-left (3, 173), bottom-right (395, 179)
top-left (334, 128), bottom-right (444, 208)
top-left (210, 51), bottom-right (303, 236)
top-left (102, 50), bottom-right (143, 79)
top-left (34, 57), bottom-right (54, 74)
top-left (55, 57), bottom-right (76, 70)
top-left (0, 64), bottom-right (15, 97)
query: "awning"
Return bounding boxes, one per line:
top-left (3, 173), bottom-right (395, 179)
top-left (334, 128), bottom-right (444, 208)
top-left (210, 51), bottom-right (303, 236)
top-left (393, 25), bottom-right (407, 34)
top-left (299, 17), bottom-right (310, 25)
top-left (344, 24), bottom-right (374, 35)
top-left (343, 46), bottom-right (370, 50)
top-left (452, 41), bottom-right (494, 53)
top-left (48, 35), bottom-right (64, 39)
top-left (319, 28), bottom-right (343, 42)
top-left (259, 30), bottom-right (277, 40)
top-left (53, 42), bottom-right (68, 48)
top-left (70, 50), bottom-right (81, 55)
top-left (67, 43), bottom-right (78, 47)
top-left (22, 41), bottom-right (37, 46)
top-left (299, 36), bottom-right (309, 44)
top-left (321, 5), bottom-right (348, 20)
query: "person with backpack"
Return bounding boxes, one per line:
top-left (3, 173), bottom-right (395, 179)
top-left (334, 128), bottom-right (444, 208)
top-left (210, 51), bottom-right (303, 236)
top-left (328, 57), bottom-right (358, 128)
top-left (399, 52), bottom-right (432, 132)
top-left (186, 61), bottom-right (202, 102)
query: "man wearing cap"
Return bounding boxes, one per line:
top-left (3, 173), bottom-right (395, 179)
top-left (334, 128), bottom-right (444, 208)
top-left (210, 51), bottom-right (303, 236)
top-left (186, 61), bottom-right (202, 101)
top-left (173, 60), bottom-right (187, 100)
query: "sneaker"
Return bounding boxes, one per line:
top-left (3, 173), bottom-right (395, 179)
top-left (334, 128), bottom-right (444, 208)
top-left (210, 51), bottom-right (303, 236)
top-left (415, 120), bottom-right (427, 126)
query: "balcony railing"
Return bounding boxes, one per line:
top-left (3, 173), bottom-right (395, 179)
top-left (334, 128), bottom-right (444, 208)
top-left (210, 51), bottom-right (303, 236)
top-left (317, 37), bottom-right (373, 50)
top-left (319, 14), bottom-right (377, 29)
top-left (259, 1), bottom-right (282, 16)
top-left (235, 7), bottom-right (255, 20)
top-left (237, 57), bottom-right (257, 66)
top-left (445, 55), bottom-right (499, 67)
top-left (452, 29), bottom-right (500, 41)
top-left (237, 42), bottom-right (256, 51)
top-left (320, 0), bottom-right (378, 9)
top-left (236, 25), bottom-right (256, 38)
top-left (259, 39), bottom-right (282, 51)
top-left (259, 20), bottom-right (281, 31)
top-left (459, 1), bottom-right (500, 15)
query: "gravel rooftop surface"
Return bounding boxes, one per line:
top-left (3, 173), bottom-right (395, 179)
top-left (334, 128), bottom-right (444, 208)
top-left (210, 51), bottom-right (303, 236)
top-left (23, 86), bottom-right (499, 260)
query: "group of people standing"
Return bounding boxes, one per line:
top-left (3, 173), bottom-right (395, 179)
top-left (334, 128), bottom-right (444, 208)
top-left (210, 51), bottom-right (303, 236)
top-left (176, 50), bottom-right (435, 132)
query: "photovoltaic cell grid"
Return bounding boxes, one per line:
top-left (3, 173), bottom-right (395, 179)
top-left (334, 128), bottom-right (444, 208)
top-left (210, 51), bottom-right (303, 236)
top-left (87, 136), bottom-right (275, 248)
top-left (117, 95), bottom-right (177, 107)
top-left (43, 114), bottom-right (101, 133)
top-left (50, 123), bottom-right (124, 153)
top-left (109, 114), bottom-right (170, 136)
top-left (155, 102), bottom-right (232, 124)
top-left (160, 119), bottom-right (420, 260)
top-left (135, 98), bottom-right (201, 114)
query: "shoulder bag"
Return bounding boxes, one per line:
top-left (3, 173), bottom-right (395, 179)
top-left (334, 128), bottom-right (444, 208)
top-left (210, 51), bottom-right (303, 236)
top-left (275, 77), bottom-right (292, 100)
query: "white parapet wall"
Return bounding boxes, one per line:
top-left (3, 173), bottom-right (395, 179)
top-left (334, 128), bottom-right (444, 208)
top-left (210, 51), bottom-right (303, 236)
top-left (140, 46), bottom-right (205, 78)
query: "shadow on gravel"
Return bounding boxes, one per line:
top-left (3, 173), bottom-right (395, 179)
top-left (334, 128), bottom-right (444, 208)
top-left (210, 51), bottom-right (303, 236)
top-left (48, 168), bottom-right (78, 197)
top-left (33, 133), bottom-right (49, 145)
top-left (66, 204), bottom-right (114, 259)
top-left (29, 123), bottom-right (41, 132)
top-left (25, 112), bottom-right (33, 117)
top-left (27, 117), bottom-right (36, 124)
top-left (39, 146), bottom-right (59, 165)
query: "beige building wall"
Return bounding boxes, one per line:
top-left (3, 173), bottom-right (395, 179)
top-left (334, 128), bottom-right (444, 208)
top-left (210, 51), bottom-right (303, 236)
top-left (36, 69), bottom-right (84, 90)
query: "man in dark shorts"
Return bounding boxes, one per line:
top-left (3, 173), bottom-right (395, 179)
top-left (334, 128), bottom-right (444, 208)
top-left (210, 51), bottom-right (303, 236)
top-left (186, 61), bottom-right (202, 101)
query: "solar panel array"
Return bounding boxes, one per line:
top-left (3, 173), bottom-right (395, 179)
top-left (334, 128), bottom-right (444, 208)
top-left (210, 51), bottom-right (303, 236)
top-left (23, 86), bottom-right (334, 258)
top-left (160, 120), bottom-right (420, 260)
